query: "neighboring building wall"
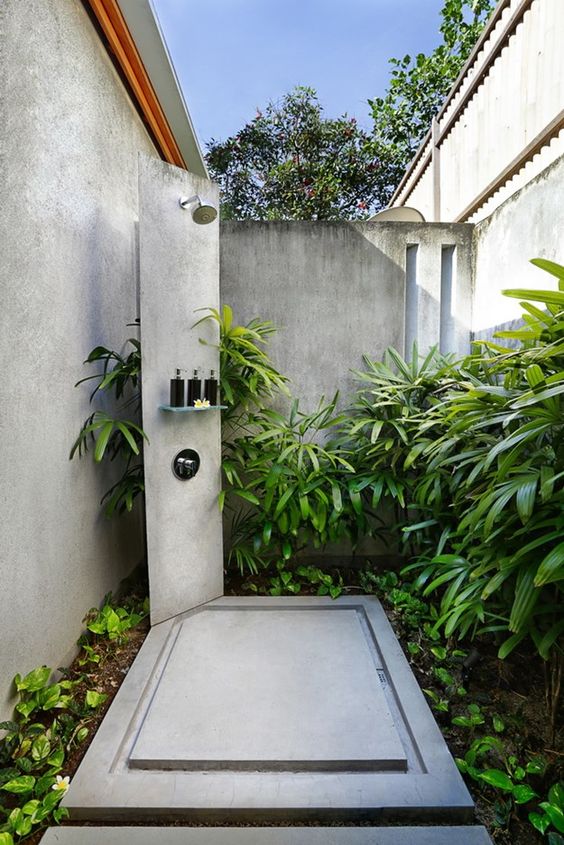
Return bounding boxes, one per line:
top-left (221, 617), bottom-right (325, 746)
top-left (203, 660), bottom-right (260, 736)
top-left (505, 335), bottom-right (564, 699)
top-left (0, 0), bottom-right (156, 716)
top-left (220, 222), bottom-right (473, 411)
top-left (472, 154), bottom-right (564, 339)
top-left (391, 0), bottom-right (564, 224)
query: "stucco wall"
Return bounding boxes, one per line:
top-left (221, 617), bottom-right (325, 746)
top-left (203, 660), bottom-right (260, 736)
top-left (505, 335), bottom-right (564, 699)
top-left (0, 0), bottom-right (156, 716)
top-left (139, 157), bottom-right (224, 625)
top-left (220, 222), bottom-right (473, 411)
top-left (473, 155), bottom-right (564, 339)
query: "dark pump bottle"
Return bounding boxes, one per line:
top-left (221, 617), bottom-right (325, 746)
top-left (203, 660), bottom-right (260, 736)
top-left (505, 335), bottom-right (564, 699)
top-left (169, 368), bottom-right (185, 407)
top-left (187, 368), bottom-right (201, 405)
top-left (204, 369), bottom-right (218, 405)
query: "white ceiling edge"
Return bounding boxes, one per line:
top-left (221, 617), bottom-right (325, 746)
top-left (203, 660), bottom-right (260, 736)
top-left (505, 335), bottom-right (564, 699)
top-left (117, 0), bottom-right (208, 179)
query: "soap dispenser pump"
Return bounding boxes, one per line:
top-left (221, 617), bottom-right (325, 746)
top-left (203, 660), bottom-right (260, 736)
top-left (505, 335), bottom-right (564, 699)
top-left (170, 368), bottom-right (186, 407)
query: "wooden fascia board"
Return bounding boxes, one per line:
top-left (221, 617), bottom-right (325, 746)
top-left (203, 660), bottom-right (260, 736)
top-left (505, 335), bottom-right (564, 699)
top-left (86, 0), bottom-right (187, 169)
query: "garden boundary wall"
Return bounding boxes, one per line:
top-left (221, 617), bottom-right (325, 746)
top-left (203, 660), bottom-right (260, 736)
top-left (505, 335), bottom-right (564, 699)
top-left (220, 222), bottom-right (474, 412)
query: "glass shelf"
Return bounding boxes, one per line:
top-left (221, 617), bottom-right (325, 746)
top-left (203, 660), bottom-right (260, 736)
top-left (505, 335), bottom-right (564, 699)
top-left (158, 404), bottom-right (227, 413)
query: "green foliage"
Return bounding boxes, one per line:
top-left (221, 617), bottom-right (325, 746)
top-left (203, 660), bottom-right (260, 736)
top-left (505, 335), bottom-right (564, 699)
top-left (423, 688), bottom-right (450, 714)
top-left (11, 668), bottom-right (76, 723)
top-left (340, 260), bottom-right (564, 727)
top-left (358, 568), bottom-right (436, 634)
top-left (451, 702), bottom-right (485, 730)
top-left (74, 339), bottom-right (142, 402)
top-left (243, 563), bottom-right (343, 598)
top-left (369, 0), bottom-right (495, 202)
top-left (195, 305), bottom-right (362, 574)
top-left (0, 592), bottom-right (147, 841)
top-left (193, 305), bottom-right (288, 425)
top-left (456, 738), bottom-right (543, 828)
top-left (84, 691), bottom-right (107, 709)
top-left (83, 597), bottom-right (148, 645)
top-left (358, 565), bottom-right (559, 841)
top-left (454, 740), bottom-right (562, 834)
top-left (70, 328), bottom-right (147, 517)
top-left (294, 565), bottom-right (343, 598)
top-left (223, 393), bottom-right (356, 574)
top-left (530, 781), bottom-right (564, 837)
top-left (336, 345), bottom-right (458, 552)
top-left (0, 673), bottom-right (91, 841)
top-left (77, 595), bottom-right (149, 669)
top-left (206, 86), bottom-right (384, 220)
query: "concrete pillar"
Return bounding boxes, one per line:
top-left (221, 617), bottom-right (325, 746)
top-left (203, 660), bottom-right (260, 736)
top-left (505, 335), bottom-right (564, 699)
top-left (138, 154), bottom-right (223, 624)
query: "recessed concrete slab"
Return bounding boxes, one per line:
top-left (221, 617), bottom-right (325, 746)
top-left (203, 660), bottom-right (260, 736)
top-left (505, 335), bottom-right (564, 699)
top-left (43, 826), bottom-right (493, 844)
top-left (130, 608), bottom-right (406, 772)
top-left (63, 597), bottom-right (474, 821)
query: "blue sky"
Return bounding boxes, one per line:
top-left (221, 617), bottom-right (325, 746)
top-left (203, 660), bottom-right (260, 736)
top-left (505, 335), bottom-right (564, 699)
top-left (153, 0), bottom-right (446, 149)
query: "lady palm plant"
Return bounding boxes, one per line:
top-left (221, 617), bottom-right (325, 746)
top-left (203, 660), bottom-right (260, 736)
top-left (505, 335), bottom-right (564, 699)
top-left (70, 328), bottom-right (147, 516)
top-left (338, 259), bottom-right (563, 727)
top-left (335, 344), bottom-right (460, 554)
top-left (404, 259), bottom-right (564, 730)
top-left (193, 305), bottom-right (288, 426)
top-left (221, 395), bottom-right (356, 573)
top-left (195, 305), bottom-right (358, 573)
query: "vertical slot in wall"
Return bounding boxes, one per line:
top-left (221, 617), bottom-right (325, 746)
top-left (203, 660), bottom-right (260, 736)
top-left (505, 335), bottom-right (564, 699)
top-left (404, 244), bottom-right (418, 358)
top-left (440, 245), bottom-right (456, 354)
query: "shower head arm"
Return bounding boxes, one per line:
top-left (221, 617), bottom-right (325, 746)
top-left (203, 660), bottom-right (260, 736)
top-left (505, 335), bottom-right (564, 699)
top-left (179, 195), bottom-right (200, 210)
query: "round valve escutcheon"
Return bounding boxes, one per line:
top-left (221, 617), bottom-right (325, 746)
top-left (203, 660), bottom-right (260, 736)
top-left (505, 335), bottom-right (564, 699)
top-left (172, 449), bottom-right (200, 481)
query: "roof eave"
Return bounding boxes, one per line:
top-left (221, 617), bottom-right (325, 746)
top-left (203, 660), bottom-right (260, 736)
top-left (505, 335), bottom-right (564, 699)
top-left (116, 0), bottom-right (208, 179)
top-left (86, 0), bottom-right (208, 178)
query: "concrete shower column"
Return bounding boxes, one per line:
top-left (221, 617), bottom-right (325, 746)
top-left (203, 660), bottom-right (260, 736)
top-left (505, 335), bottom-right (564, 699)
top-left (138, 154), bottom-right (223, 624)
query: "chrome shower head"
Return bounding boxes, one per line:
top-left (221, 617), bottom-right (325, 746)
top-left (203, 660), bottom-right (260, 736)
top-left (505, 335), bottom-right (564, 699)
top-left (179, 194), bottom-right (218, 225)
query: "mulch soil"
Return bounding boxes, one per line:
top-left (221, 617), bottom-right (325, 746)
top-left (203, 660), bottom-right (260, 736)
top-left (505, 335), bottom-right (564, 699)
top-left (31, 572), bottom-right (561, 843)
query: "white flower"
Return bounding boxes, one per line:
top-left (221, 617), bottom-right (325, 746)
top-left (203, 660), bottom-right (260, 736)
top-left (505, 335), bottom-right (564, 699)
top-left (52, 775), bottom-right (70, 792)
top-left (194, 399), bottom-right (210, 408)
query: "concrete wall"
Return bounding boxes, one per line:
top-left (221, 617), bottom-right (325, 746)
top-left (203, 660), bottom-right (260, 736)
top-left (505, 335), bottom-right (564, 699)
top-left (472, 154), bottom-right (564, 339)
top-left (0, 0), bottom-right (156, 716)
top-left (139, 157), bottom-right (223, 624)
top-left (220, 222), bottom-right (473, 411)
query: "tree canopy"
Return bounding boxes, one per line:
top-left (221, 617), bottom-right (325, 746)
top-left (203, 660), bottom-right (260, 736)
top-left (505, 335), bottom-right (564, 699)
top-left (206, 86), bottom-right (384, 221)
top-left (206, 0), bottom-right (496, 219)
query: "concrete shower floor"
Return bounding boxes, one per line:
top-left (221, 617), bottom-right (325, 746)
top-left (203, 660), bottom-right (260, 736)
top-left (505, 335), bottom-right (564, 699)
top-left (63, 596), bottom-right (474, 822)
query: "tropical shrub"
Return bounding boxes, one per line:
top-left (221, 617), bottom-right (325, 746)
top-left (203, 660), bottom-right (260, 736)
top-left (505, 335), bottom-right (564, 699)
top-left (335, 344), bottom-right (459, 556)
top-left (70, 326), bottom-right (147, 517)
top-left (339, 259), bottom-right (564, 727)
top-left (363, 567), bottom-right (561, 841)
top-left (409, 260), bottom-right (564, 730)
top-left (193, 305), bottom-right (288, 423)
top-left (195, 305), bottom-right (376, 574)
top-left (196, 305), bottom-right (387, 574)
